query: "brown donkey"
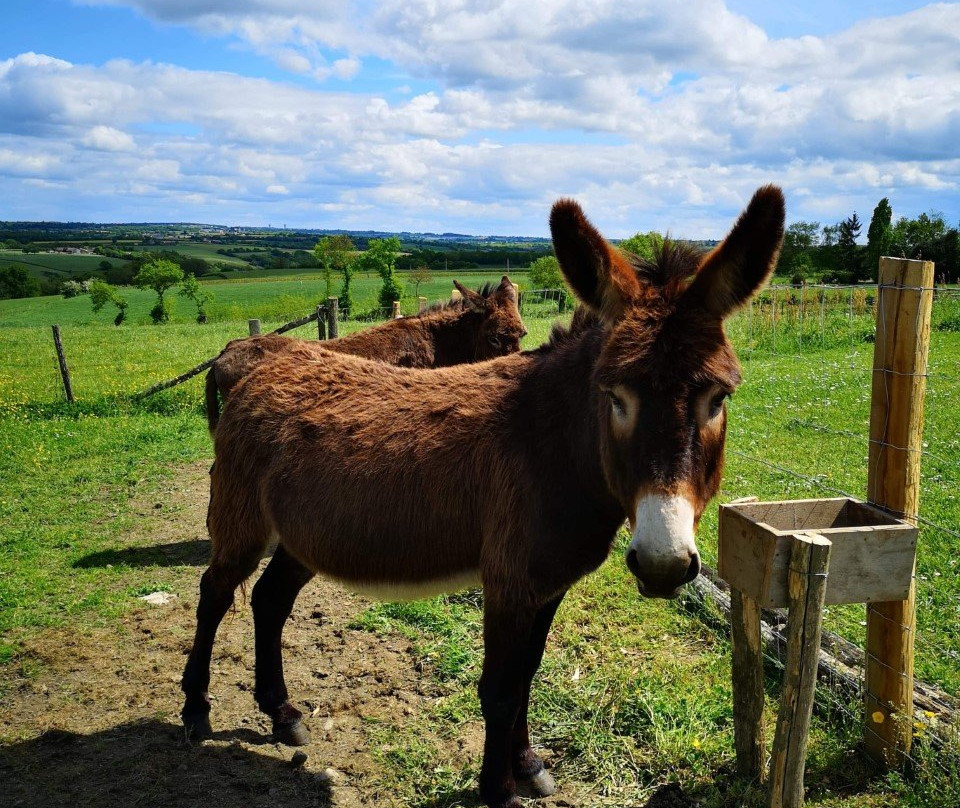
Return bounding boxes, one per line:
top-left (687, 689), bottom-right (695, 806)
top-left (204, 276), bottom-right (525, 433)
top-left (182, 187), bottom-right (784, 808)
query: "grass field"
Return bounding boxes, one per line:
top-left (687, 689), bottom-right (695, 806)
top-left (0, 250), bottom-right (129, 280)
top-left (1, 284), bottom-right (958, 807)
top-left (0, 269), bottom-right (532, 328)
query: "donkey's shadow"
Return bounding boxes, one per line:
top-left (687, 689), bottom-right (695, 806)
top-left (0, 719), bottom-right (332, 808)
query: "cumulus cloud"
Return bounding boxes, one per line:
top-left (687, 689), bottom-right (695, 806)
top-left (3, 3), bottom-right (959, 231)
top-left (82, 124), bottom-right (136, 151)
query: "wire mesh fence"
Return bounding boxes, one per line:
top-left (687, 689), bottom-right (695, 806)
top-left (692, 281), bottom-right (960, 771)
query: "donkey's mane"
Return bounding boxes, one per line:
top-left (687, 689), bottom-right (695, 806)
top-left (623, 239), bottom-right (705, 302)
top-left (545, 305), bottom-right (600, 348)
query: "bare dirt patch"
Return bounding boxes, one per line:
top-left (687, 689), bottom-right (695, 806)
top-left (0, 461), bottom-right (607, 807)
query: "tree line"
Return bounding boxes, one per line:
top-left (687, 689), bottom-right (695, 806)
top-left (777, 200), bottom-right (959, 284)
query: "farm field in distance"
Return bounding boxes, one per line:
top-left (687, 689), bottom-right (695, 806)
top-left (1, 279), bottom-right (959, 808)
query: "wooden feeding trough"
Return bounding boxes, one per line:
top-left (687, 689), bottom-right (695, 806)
top-left (718, 497), bottom-right (918, 808)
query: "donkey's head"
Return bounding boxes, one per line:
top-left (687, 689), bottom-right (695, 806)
top-left (551, 186), bottom-right (785, 598)
top-left (453, 275), bottom-right (527, 359)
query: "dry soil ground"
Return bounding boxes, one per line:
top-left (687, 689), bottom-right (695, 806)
top-left (0, 462), bottom-right (691, 808)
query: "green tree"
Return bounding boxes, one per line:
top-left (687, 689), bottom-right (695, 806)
top-left (89, 279), bottom-right (129, 325)
top-left (357, 236), bottom-right (403, 310)
top-left (529, 255), bottom-right (571, 310)
top-left (777, 221), bottom-right (820, 278)
top-left (179, 274), bottom-right (214, 323)
top-left (865, 198), bottom-right (893, 280)
top-left (407, 265), bottom-right (433, 298)
top-left (314, 234), bottom-right (356, 301)
top-left (0, 265), bottom-right (41, 299)
top-left (619, 231), bottom-right (663, 262)
top-left (528, 255), bottom-right (565, 289)
top-left (838, 212), bottom-right (863, 280)
top-left (134, 259), bottom-right (184, 323)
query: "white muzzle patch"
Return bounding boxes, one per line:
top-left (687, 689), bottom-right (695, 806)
top-left (629, 493), bottom-right (697, 567)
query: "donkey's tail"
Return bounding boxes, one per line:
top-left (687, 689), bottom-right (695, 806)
top-left (204, 367), bottom-right (222, 437)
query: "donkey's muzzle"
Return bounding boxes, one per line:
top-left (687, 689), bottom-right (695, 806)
top-left (626, 547), bottom-right (700, 599)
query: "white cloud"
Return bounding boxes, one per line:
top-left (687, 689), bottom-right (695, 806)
top-left (82, 125), bottom-right (136, 151)
top-left (3, 3), bottom-right (959, 231)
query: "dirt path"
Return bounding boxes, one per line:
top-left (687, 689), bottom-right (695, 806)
top-left (0, 462), bottom-right (604, 807)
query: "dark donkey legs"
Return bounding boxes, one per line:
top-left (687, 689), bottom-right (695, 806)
top-left (511, 593), bottom-right (565, 796)
top-left (478, 593), bottom-right (565, 808)
top-left (181, 557), bottom-right (260, 737)
top-left (251, 545), bottom-right (315, 745)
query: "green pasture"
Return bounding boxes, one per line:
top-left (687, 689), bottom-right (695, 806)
top-left (1, 292), bottom-right (958, 806)
top-left (0, 250), bottom-right (129, 279)
top-left (139, 242), bottom-right (250, 267)
top-left (0, 269), bottom-right (532, 328)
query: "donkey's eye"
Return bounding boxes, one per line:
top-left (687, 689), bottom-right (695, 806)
top-left (608, 391), bottom-right (627, 419)
top-left (709, 392), bottom-right (730, 419)
top-left (488, 336), bottom-right (501, 348)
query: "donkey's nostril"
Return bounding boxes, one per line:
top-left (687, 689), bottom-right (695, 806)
top-left (625, 548), bottom-right (641, 578)
top-left (682, 552), bottom-right (701, 585)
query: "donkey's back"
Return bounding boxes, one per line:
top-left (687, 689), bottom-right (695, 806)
top-left (210, 346), bottom-right (532, 597)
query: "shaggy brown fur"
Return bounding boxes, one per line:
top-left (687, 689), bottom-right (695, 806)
top-left (205, 276), bottom-right (525, 433)
top-left (182, 186), bottom-right (785, 808)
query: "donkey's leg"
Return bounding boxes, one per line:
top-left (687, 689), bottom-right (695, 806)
top-left (511, 592), bottom-right (565, 797)
top-left (181, 559), bottom-right (258, 738)
top-left (477, 602), bottom-right (538, 808)
top-left (251, 544), bottom-right (314, 745)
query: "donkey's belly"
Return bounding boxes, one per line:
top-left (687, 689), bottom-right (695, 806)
top-left (331, 568), bottom-right (482, 602)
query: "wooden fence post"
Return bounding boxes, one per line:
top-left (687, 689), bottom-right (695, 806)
top-left (418, 296), bottom-right (427, 313)
top-left (731, 588), bottom-right (766, 779)
top-left (864, 256), bottom-right (934, 766)
top-left (769, 533), bottom-right (831, 808)
top-left (392, 300), bottom-right (402, 318)
top-left (317, 305), bottom-right (327, 340)
top-left (327, 297), bottom-right (339, 339)
top-left (248, 318), bottom-right (261, 336)
top-left (51, 325), bottom-right (74, 404)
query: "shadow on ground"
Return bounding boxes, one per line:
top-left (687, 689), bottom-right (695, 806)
top-left (73, 540), bottom-right (210, 569)
top-left (0, 719), bottom-right (332, 808)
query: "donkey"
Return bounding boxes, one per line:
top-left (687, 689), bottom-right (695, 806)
top-left (182, 186), bottom-right (784, 808)
top-left (204, 276), bottom-right (525, 433)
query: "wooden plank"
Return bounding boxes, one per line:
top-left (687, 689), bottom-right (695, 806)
top-left (316, 305), bottom-right (327, 339)
top-left (731, 588), bottom-right (766, 779)
top-left (864, 256), bottom-right (933, 766)
top-left (327, 297), bottom-right (339, 338)
top-left (688, 567), bottom-right (960, 736)
top-left (720, 500), bottom-right (915, 608)
top-left (51, 325), bottom-right (74, 404)
top-left (769, 534), bottom-right (831, 808)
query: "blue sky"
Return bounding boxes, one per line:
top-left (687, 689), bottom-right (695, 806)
top-left (1, 1), bottom-right (957, 237)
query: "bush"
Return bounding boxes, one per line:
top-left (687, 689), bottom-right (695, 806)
top-left (61, 279), bottom-right (90, 298)
top-left (0, 265), bottom-right (41, 299)
top-left (89, 279), bottom-right (128, 325)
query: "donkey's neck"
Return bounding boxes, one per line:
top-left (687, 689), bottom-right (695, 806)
top-left (515, 327), bottom-right (623, 524)
top-left (425, 307), bottom-right (480, 366)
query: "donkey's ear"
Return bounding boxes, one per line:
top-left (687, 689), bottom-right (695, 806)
top-left (550, 199), bottom-right (639, 324)
top-left (495, 275), bottom-right (518, 304)
top-left (683, 185), bottom-right (785, 318)
top-left (453, 280), bottom-right (486, 312)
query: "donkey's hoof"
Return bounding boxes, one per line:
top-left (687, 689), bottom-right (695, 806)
top-left (273, 719), bottom-right (310, 746)
top-left (517, 767), bottom-right (556, 798)
top-left (182, 713), bottom-right (213, 741)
